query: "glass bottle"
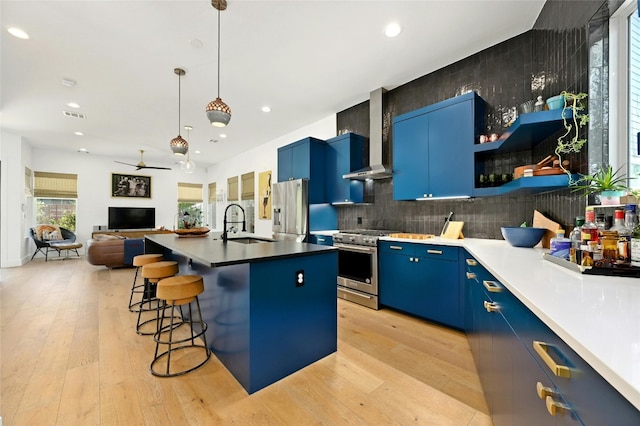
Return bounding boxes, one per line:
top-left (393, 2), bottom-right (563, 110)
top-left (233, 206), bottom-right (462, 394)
top-left (631, 219), bottom-right (640, 268)
top-left (595, 212), bottom-right (607, 236)
top-left (570, 216), bottom-right (585, 264)
top-left (624, 204), bottom-right (638, 229)
top-left (582, 207), bottom-right (599, 244)
top-left (610, 209), bottom-right (631, 265)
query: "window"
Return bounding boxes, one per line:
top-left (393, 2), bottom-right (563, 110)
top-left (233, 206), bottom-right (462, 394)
top-left (177, 182), bottom-right (203, 229)
top-left (208, 182), bottom-right (217, 230)
top-left (34, 171), bottom-right (77, 231)
top-left (629, 4), bottom-right (640, 187)
top-left (241, 172), bottom-right (255, 233)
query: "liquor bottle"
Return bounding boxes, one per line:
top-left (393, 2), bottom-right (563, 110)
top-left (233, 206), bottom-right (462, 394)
top-left (582, 207), bottom-right (599, 244)
top-left (609, 209), bottom-right (631, 265)
top-left (631, 220), bottom-right (640, 268)
top-left (569, 216), bottom-right (584, 264)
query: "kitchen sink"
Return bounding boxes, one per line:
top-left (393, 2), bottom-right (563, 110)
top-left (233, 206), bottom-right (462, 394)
top-left (228, 237), bottom-right (274, 244)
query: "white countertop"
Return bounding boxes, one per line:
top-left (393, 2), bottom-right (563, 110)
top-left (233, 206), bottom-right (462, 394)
top-left (381, 235), bottom-right (640, 410)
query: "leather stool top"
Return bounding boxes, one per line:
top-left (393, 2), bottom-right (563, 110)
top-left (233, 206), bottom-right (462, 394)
top-left (141, 261), bottom-right (179, 280)
top-left (157, 275), bottom-right (204, 306)
top-left (133, 253), bottom-right (163, 267)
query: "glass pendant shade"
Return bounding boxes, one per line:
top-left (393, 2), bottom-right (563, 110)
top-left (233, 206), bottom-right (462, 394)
top-left (170, 135), bottom-right (188, 155)
top-left (181, 158), bottom-right (196, 173)
top-left (206, 98), bottom-right (231, 127)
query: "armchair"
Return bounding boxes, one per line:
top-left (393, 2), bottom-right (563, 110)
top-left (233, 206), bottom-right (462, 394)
top-left (30, 225), bottom-right (77, 261)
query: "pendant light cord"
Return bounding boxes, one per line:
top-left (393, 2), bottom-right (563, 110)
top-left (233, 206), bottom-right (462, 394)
top-left (217, 6), bottom-right (221, 98)
top-left (178, 71), bottom-right (182, 135)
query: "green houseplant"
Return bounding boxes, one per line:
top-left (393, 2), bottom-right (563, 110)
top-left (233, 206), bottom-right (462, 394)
top-left (555, 91), bottom-right (589, 183)
top-left (572, 164), bottom-right (629, 204)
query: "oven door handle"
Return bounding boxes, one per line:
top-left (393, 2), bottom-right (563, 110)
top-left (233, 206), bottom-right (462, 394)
top-left (334, 243), bottom-right (376, 253)
top-left (339, 287), bottom-right (374, 299)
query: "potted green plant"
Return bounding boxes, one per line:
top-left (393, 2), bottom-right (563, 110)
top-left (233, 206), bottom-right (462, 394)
top-left (571, 164), bottom-right (629, 204)
top-left (555, 91), bottom-right (589, 181)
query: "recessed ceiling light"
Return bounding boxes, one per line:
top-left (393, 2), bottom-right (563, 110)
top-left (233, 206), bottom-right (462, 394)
top-left (8, 27), bottom-right (29, 39)
top-left (384, 22), bottom-right (402, 38)
top-left (77, 148), bottom-right (88, 153)
top-left (67, 102), bottom-right (80, 108)
top-left (74, 131), bottom-right (84, 136)
top-left (184, 125), bottom-right (193, 131)
top-left (194, 150), bottom-right (201, 154)
top-left (219, 134), bottom-right (227, 138)
top-left (261, 106), bottom-right (271, 113)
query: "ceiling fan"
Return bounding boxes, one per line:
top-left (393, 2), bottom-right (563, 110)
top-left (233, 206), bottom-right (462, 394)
top-left (115, 150), bottom-right (172, 170)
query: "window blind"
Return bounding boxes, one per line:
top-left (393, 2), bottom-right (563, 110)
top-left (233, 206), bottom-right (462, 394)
top-left (227, 176), bottom-right (239, 201)
top-left (241, 172), bottom-right (255, 200)
top-left (25, 167), bottom-right (33, 196)
top-left (34, 172), bottom-right (78, 198)
top-left (177, 182), bottom-right (203, 203)
top-left (208, 182), bottom-right (217, 203)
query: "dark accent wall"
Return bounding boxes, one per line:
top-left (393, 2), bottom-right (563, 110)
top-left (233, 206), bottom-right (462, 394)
top-left (336, 0), bottom-right (609, 238)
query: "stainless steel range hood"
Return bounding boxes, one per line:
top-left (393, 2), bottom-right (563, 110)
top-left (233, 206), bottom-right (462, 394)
top-left (343, 88), bottom-right (393, 180)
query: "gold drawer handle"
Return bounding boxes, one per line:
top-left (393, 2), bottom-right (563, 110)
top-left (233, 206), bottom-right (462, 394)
top-left (389, 245), bottom-right (403, 250)
top-left (466, 272), bottom-right (476, 280)
top-left (483, 301), bottom-right (499, 313)
top-left (466, 258), bottom-right (478, 266)
top-left (545, 395), bottom-right (571, 416)
top-left (426, 249), bottom-right (443, 255)
top-left (483, 280), bottom-right (502, 293)
top-left (536, 382), bottom-right (556, 399)
top-left (533, 341), bottom-right (572, 378)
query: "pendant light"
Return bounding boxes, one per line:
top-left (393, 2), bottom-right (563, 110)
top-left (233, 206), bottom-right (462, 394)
top-left (205, 0), bottom-right (231, 127)
top-left (170, 68), bottom-right (189, 155)
top-left (181, 126), bottom-right (196, 173)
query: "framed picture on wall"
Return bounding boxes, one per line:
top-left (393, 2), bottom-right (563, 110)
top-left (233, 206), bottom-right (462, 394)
top-left (111, 173), bottom-right (151, 198)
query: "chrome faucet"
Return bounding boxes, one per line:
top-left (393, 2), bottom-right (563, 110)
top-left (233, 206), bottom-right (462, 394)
top-left (222, 203), bottom-right (246, 243)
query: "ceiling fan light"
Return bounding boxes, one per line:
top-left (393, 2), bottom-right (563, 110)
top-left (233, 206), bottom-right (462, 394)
top-left (170, 135), bottom-right (189, 155)
top-left (206, 97), bottom-right (231, 127)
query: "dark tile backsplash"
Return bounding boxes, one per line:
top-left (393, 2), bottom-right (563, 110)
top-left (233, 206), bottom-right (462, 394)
top-left (335, 0), bottom-right (611, 239)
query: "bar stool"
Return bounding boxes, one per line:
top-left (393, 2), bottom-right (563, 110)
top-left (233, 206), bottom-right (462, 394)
top-left (129, 254), bottom-right (163, 312)
top-left (150, 275), bottom-right (210, 377)
top-left (137, 260), bottom-right (179, 335)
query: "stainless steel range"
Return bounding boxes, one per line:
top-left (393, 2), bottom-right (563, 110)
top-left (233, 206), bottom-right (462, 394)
top-left (334, 229), bottom-right (399, 310)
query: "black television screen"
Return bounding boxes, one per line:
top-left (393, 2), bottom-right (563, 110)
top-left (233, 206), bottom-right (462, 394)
top-left (108, 207), bottom-right (155, 230)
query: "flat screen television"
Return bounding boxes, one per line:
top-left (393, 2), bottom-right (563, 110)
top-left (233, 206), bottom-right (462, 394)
top-left (108, 207), bottom-right (155, 230)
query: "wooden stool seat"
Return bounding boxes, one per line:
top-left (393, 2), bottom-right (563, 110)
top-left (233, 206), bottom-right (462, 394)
top-left (150, 274), bottom-right (210, 377)
top-left (157, 275), bottom-right (204, 306)
top-left (129, 254), bottom-right (164, 312)
top-left (136, 260), bottom-right (179, 335)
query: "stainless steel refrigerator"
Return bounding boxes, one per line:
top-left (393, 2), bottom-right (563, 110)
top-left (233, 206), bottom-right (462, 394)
top-left (271, 178), bottom-right (309, 242)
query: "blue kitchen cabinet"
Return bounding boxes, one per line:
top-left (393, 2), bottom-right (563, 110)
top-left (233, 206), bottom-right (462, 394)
top-left (277, 137), bottom-right (327, 203)
top-left (379, 241), bottom-right (462, 329)
top-left (464, 253), bottom-right (639, 425)
top-left (326, 133), bottom-right (365, 204)
top-left (309, 234), bottom-right (333, 246)
top-left (393, 92), bottom-right (482, 200)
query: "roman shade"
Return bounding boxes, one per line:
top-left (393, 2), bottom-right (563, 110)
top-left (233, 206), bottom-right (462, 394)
top-left (177, 182), bottom-right (203, 203)
top-left (34, 172), bottom-right (78, 198)
top-left (227, 176), bottom-right (238, 201)
top-left (241, 172), bottom-right (255, 200)
top-left (25, 167), bottom-right (33, 196)
top-left (208, 182), bottom-right (217, 203)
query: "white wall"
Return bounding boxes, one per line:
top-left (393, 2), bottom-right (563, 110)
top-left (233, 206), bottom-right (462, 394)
top-left (0, 114), bottom-right (336, 267)
top-left (206, 115), bottom-right (336, 238)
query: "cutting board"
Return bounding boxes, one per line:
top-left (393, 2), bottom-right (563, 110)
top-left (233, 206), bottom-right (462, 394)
top-left (441, 221), bottom-right (464, 239)
top-left (533, 210), bottom-right (561, 248)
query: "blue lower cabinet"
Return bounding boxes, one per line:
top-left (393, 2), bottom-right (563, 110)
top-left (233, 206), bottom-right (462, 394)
top-left (379, 242), bottom-right (462, 329)
top-left (310, 234), bottom-right (333, 246)
top-left (464, 253), bottom-right (639, 425)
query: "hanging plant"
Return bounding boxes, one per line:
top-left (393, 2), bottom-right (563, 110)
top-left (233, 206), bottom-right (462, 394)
top-left (555, 91), bottom-right (589, 185)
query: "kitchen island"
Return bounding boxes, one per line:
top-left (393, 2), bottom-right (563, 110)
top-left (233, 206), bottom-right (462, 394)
top-left (145, 233), bottom-right (338, 394)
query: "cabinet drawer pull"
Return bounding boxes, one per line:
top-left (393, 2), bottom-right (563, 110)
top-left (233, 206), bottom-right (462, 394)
top-left (482, 280), bottom-right (502, 293)
top-left (466, 272), bottom-right (476, 280)
top-left (426, 249), bottom-right (443, 255)
top-left (389, 245), bottom-right (403, 250)
top-left (536, 382), bottom-right (556, 399)
top-left (533, 341), bottom-right (572, 378)
top-left (466, 259), bottom-right (478, 266)
top-left (340, 288), bottom-right (372, 299)
top-left (545, 395), bottom-right (571, 416)
top-left (317, 238), bottom-right (326, 242)
top-left (409, 257), bottom-right (414, 262)
top-left (483, 301), bottom-right (499, 313)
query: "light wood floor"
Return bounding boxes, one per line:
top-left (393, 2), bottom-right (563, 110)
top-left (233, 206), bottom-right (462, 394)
top-left (1, 256), bottom-right (491, 425)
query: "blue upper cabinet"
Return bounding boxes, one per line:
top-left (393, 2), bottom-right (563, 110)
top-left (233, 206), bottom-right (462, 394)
top-left (326, 133), bottom-right (365, 204)
top-left (277, 137), bottom-right (327, 204)
top-left (393, 92), bottom-right (483, 200)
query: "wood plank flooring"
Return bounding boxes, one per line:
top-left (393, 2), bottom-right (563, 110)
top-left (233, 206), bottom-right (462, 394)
top-left (1, 257), bottom-right (491, 425)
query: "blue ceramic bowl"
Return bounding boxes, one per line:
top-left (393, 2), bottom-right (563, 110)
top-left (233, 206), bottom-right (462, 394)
top-left (546, 94), bottom-right (565, 110)
top-left (500, 227), bottom-right (546, 248)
